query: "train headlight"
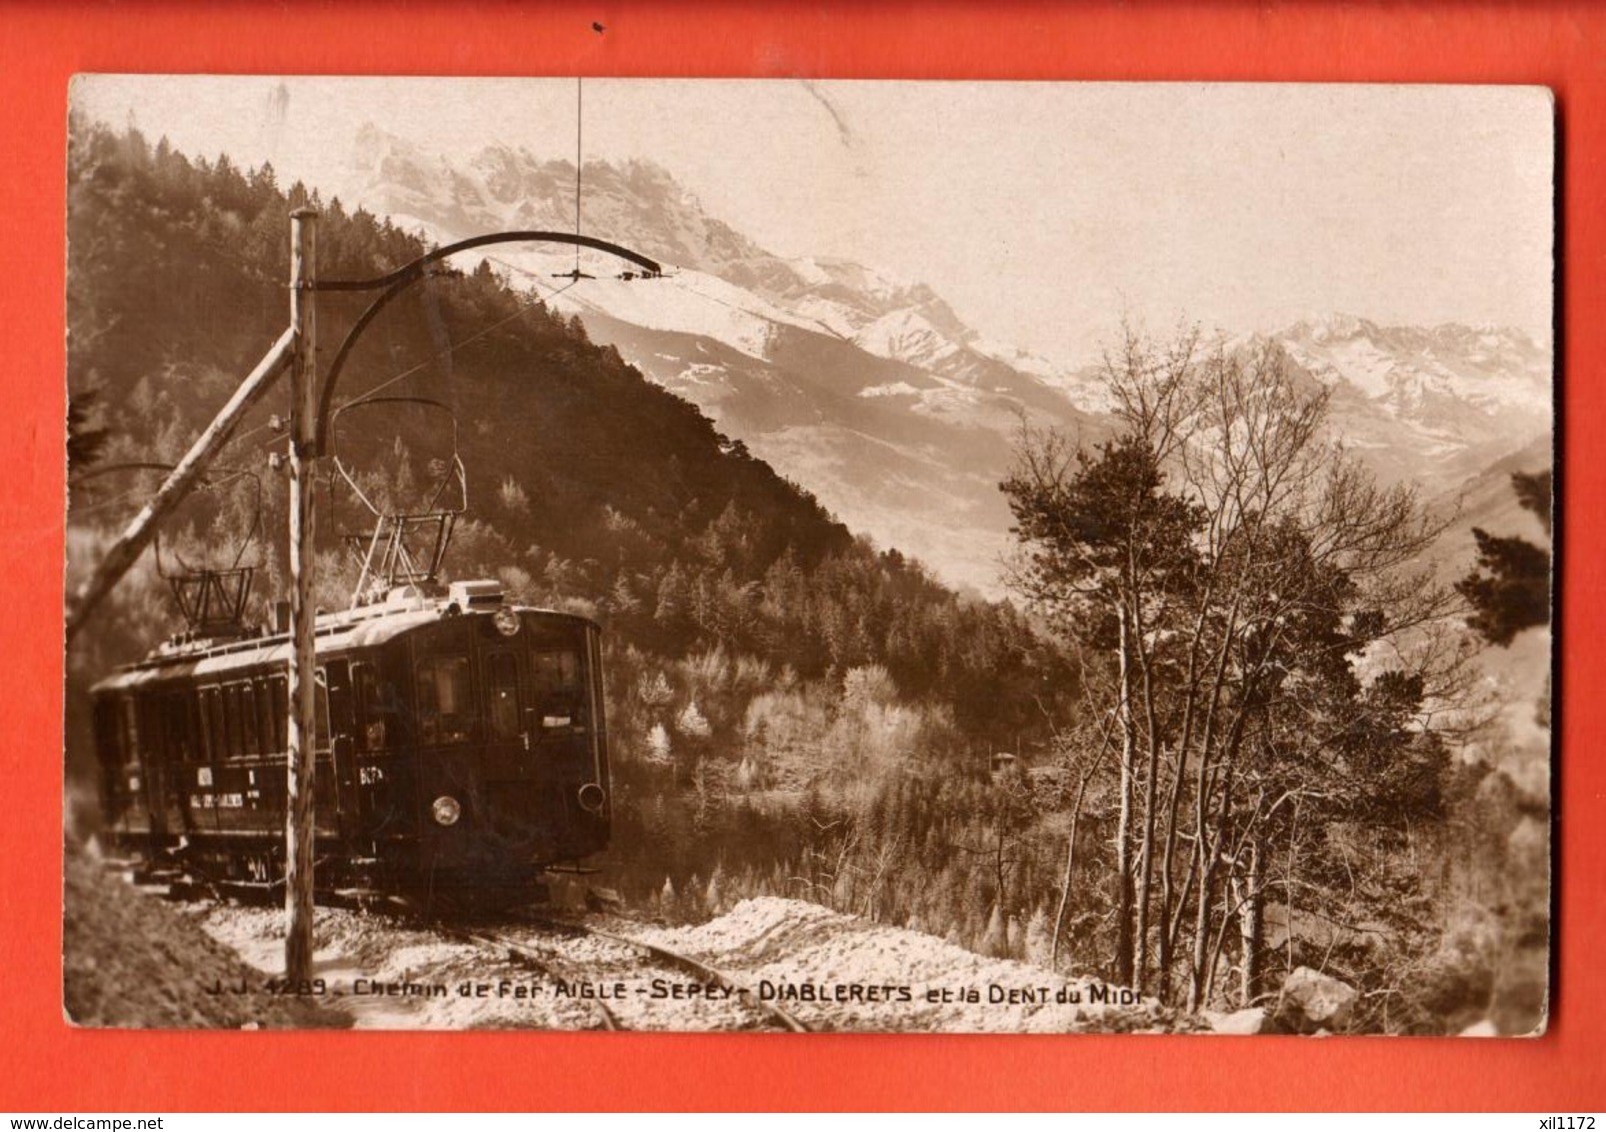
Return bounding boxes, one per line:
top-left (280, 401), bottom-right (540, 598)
top-left (493, 607), bottom-right (521, 637)
top-left (577, 782), bottom-right (607, 814)
top-left (431, 795), bottom-right (462, 826)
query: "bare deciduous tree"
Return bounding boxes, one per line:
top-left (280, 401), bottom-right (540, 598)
top-left (1003, 326), bottom-right (1469, 1008)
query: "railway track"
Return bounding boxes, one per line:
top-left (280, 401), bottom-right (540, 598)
top-left (541, 915), bottom-right (810, 1033)
top-left (438, 922), bottom-right (623, 1030)
top-left (438, 915), bottom-right (809, 1033)
top-left (101, 865), bottom-right (808, 1031)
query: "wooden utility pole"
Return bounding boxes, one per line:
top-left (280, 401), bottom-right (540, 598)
top-left (285, 207), bottom-right (319, 983)
top-left (69, 203), bottom-right (663, 979)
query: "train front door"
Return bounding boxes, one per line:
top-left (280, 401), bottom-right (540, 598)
top-left (321, 659), bottom-right (359, 840)
top-left (483, 648), bottom-right (528, 760)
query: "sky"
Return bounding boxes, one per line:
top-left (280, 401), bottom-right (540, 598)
top-left (73, 77), bottom-right (1554, 366)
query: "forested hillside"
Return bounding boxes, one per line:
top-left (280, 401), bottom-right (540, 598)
top-left (64, 119), bottom-right (1074, 954)
top-left (65, 118), bottom-right (1055, 733)
top-left (64, 120), bottom-right (1548, 1033)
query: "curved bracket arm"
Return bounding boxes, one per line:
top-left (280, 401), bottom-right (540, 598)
top-left (311, 230), bottom-right (663, 455)
top-left (311, 230), bottom-right (662, 293)
top-left (315, 271), bottom-right (420, 455)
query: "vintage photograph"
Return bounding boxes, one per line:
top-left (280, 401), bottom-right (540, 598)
top-left (62, 77), bottom-right (1553, 1035)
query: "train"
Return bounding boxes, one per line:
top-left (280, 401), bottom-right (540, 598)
top-left (89, 577), bottom-right (612, 901)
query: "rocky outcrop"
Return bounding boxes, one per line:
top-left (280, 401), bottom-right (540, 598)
top-left (1204, 1007), bottom-right (1268, 1035)
top-left (1272, 966), bottom-right (1359, 1034)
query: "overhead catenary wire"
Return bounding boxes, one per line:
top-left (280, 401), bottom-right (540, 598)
top-left (96, 229), bottom-right (640, 497)
top-left (71, 462), bottom-right (247, 510)
top-left (148, 142), bottom-right (643, 461)
top-left (334, 275), bottom-right (583, 411)
top-left (72, 463), bottom-right (262, 581)
top-left (658, 267), bottom-right (852, 339)
top-left (494, 243), bottom-right (767, 326)
top-left (485, 253), bottom-right (591, 296)
top-left (233, 270), bottom-right (584, 460)
top-left (502, 247), bottom-right (844, 351)
top-left (70, 482), bottom-right (163, 517)
top-left (72, 118), bottom-right (664, 665)
top-left (74, 273), bottom-right (581, 536)
top-left (79, 116), bottom-right (637, 527)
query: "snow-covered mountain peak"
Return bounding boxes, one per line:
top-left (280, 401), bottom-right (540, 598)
top-left (342, 126), bottom-right (973, 362)
top-left (1275, 315), bottom-right (1551, 418)
top-left (332, 126), bottom-right (1551, 588)
top-left (1281, 314), bottom-right (1545, 364)
top-left (1283, 312), bottom-right (1381, 345)
top-left (352, 121), bottom-right (428, 166)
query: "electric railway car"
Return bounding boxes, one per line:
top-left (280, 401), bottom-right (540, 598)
top-left (90, 579), bottom-right (611, 897)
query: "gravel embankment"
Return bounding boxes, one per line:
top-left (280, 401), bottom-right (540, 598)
top-left (69, 858), bottom-right (1178, 1033)
top-left (632, 897), bottom-right (1183, 1033)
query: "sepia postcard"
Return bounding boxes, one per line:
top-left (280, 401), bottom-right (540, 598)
top-left (62, 77), bottom-right (1554, 1035)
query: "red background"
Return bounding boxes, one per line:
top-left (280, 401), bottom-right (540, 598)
top-left (1, 0), bottom-right (1600, 1112)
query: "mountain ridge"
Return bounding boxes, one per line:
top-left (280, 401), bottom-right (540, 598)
top-left (339, 123), bottom-right (1552, 592)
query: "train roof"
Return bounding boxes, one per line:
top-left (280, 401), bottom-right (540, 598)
top-left (90, 580), bottom-right (598, 695)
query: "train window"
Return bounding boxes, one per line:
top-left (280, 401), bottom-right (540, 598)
top-left (245, 683), bottom-right (261, 756)
top-left (203, 687), bottom-right (225, 762)
top-left (352, 663), bottom-right (388, 751)
top-left (186, 694), bottom-right (204, 762)
top-left (531, 648), bottom-right (581, 690)
top-left (223, 685), bottom-right (240, 756)
top-left (163, 693), bottom-right (195, 763)
top-left (486, 651), bottom-right (522, 740)
top-left (194, 691), bottom-right (207, 762)
top-left (94, 698), bottom-right (120, 768)
top-left (224, 684), bottom-right (245, 758)
top-left (271, 676), bottom-right (288, 751)
top-left (416, 655), bottom-right (472, 746)
top-left (255, 681), bottom-right (277, 753)
top-left (139, 697), bottom-right (164, 763)
top-left (315, 670), bottom-right (331, 750)
top-left (240, 682), bottom-right (264, 756)
top-left (199, 689), bottom-right (215, 757)
top-left (119, 697), bottom-right (140, 763)
top-left (325, 661), bottom-right (353, 747)
top-left (530, 648), bottom-right (584, 728)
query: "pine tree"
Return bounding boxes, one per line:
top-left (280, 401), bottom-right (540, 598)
top-left (1024, 905), bottom-right (1054, 969)
top-left (1457, 469), bottom-right (1552, 647)
top-left (645, 723), bottom-right (673, 765)
top-left (982, 902), bottom-right (1009, 958)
